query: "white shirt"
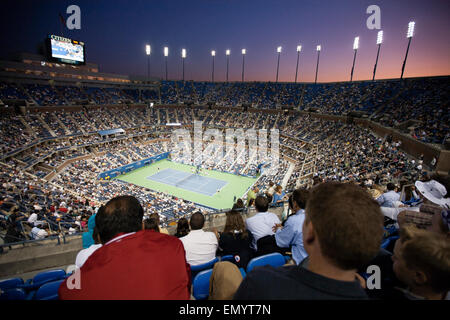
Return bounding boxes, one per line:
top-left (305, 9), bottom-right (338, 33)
top-left (75, 244), bottom-right (102, 268)
top-left (28, 213), bottom-right (38, 224)
top-left (30, 227), bottom-right (48, 240)
top-left (245, 211), bottom-right (281, 250)
top-left (180, 229), bottom-right (218, 266)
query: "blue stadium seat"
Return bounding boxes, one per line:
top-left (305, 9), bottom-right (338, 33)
top-left (0, 277), bottom-right (24, 291)
top-left (192, 269), bottom-right (213, 300)
top-left (34, 279), bottom-right (64, 300)
top-left (0, 288), bottom-right (26, 300)
top-left (22, 269), bottom-right (67, 298)
top-left (246, 252), bottom-right (286, 273)
top-left (190, 257), bottom-right (219, 278)
top-left (219, 255), bottom-right (235, 263)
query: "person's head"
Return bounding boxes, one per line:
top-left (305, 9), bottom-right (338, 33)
top-left (143, 217), bottom-right (160, 232)
top-left (189, 211), bottom-right (205, 230)
top-left (268, 181), bottom-right (274, 188)
top-left (95, 195), bottom-right (144, 244)
top-left (392, 225), bottom-right (450, 299)
top-left (387, 183), bottom-right (396, 191)
top-left (223, 210), bottom-right (248, 238)
top-left (275, 185), bottom-right (282, 194)
top-left (415, 179), bottom-right (449, 207)
top-left (176, 217), bottom-right (190, 237)
top-left (254, 195), bottom-right (269, 213)
top-left (232, 199), bottom-right (244, 211)
top-left (289, 188), bottom-right (309, 212)
top-left (303, 182), bottom-right (384, 271)
top-left (253, 186), bottom-right (259, 193)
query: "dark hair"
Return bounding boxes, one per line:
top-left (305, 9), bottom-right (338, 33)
top-left (233, 199), bottom-right (244, 210)
top-left (95, 195), bottom-right (144, 244)
top-left (387, 183), bottom-right (396, 191)
top-left (305, 182), bottom-right (384, 270)
top-left (175, 217), bottom-right (190, 238)
top-left (255, 195), bottom-right (269, 212)
top-left (189, 212), bottom-right (205, 230)
top-left (223, 210), bottom-right (248, 239)
top-left (289, 188), bottom-right (309, 210)
top-left (143, 217), bottom-right (160, 232)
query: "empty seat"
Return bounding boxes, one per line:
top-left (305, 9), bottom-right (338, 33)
top-left (0, 277), bottom-right (24, 291)
top-left (190, 257), bottom-right (219, 279)
top-left (192, 269), bottom-right (213, 300)
top-left (246, 252), bottom-right (286, 273)
top-left (35, 279), bottom-right (64, 300)
top-left (0, 288), bottom-right (26, 300)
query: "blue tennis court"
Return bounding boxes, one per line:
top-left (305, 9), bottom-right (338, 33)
top-left (146, 168), bottom-right (228, 196)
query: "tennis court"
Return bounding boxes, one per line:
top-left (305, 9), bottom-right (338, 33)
top-left (146, 168), bottom-right (228, 196)
top-left (115, 159), bottom-right (257, 209)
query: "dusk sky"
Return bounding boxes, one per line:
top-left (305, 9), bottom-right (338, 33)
top-left (1, 0), bottom-right (449, 82)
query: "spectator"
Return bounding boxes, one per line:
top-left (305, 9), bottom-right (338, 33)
top-left (174, 217), bottom-right (190, 238)
top-left (216, 210), bottom-right (253, 268)
top-left (30, 224), bottom-right (50, 240)
top-left (246, 186), bottom-right (259, 207)
top-left (271, 185), bottom-right (287, 204)
top-left (245, 195), bottom-right (281, 252)
top-left (376, 183), bottom-right (400, 207)
top-left (59, 195), bottom-right (191, 299)
top-left (273, 188), bottom-right (309, 265)
top-left (234, 182), bottom-right (384, 299)
top-left (75, 226), bottom-right (102, 268)
top-left (180, 211), bottom-right (218, 266)
top-left (82, 213), bottom-right (97, 249)
top-left (391, 225), bottom-right (450, 300)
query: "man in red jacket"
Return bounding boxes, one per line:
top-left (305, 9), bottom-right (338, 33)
top-left (59, 195), bottom-right (191, 300)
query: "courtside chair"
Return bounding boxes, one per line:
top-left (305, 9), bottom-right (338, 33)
top-left (34, 279), bottom-right (64, 300)
top-left (246, 252), bottom-right (286, 273)
top-left (190, 257), bottom-right (219, 279)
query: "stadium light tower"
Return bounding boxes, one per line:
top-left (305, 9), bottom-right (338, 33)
top-left (295, 45), bottom-right (302, 83)
top-left (401, 21), bottom-right (415, 79)
top-left (211, 50), bottom-right (216, 82)
top-left (314, 45), bottom-right (321, 84)
top-left (275, 46), bottom-right (282, 83)
top-left (181, 48), bottom-right (186, 82)
top-left (372, 30), bottom-right (383, 81)
top-left (226, 49), bottom-right (230, 82)
top-left (145, 44), bottom-right (151, 79)
top-left (164, 46), bottom-right (169, 81)
top-left (350, 36), bottom-right (359, 82)
top-left (241, 48), bottom-right (246, 82)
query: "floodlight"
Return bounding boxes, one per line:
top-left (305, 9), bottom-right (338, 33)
top-left (226, 49), bottom-right (230, 56)
top-left (164, 47), bottom-right (169, 57)
top-left (242, 49), bottom-right (246, 55)
top-left (182, 49), bottom-right (186, 58)
top-left (377, 31), bottom-right (383, 45)
top-left (353, 37), bottom-right (359, 50)
top-left (277, 46), bottom-right (282, 53)
top-left (316, 45), bottom-right (321, 51)
top-left (407, 21), bottom-right (415, 38)
top-left (297, 45), bottom-right (302, 52)
top-left (145, 45), bottom-right (151, 55)
top-left (211, 50), bottom-right (216, 57)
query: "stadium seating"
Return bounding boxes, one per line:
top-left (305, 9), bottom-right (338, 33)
top-left (246, 252), bottom-right (286, 273)
top-left (0, 277), bottom-right (24, 291)
top-left (0, 288), bottom-right (26, 300)
top-left (34, 279), bottom-right (64, 300)
top-left (190, 257), bottom-right (219, 279)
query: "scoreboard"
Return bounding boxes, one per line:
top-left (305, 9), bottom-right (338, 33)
top-left (47, 34), bottom-right (85, 65)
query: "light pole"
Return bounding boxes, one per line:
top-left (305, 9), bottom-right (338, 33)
top-left (350, 36), bottom-right (359, 82)
top-left (226, 49), bottom-right (230, 82)
top-left (181, 48), bottom-right (186, 81)
top-left (145, 44), bottom-right (151, 78)
top-left (315, 45), bottom-right (321, 84)
top-left (211, 50), bottom-right (216, 82)
top-left (241, 49), bottom-right (246, 82)
top-left (295, 45), bottom-right (302, 83)
top-left (276, 46), bottom-right (282, 83)
top-left (373, 31), bottom-right (383, 81)
top-left (401, 21), bottom-right (415, 80)
top-left (164, 46), bottom-right (169, 81)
